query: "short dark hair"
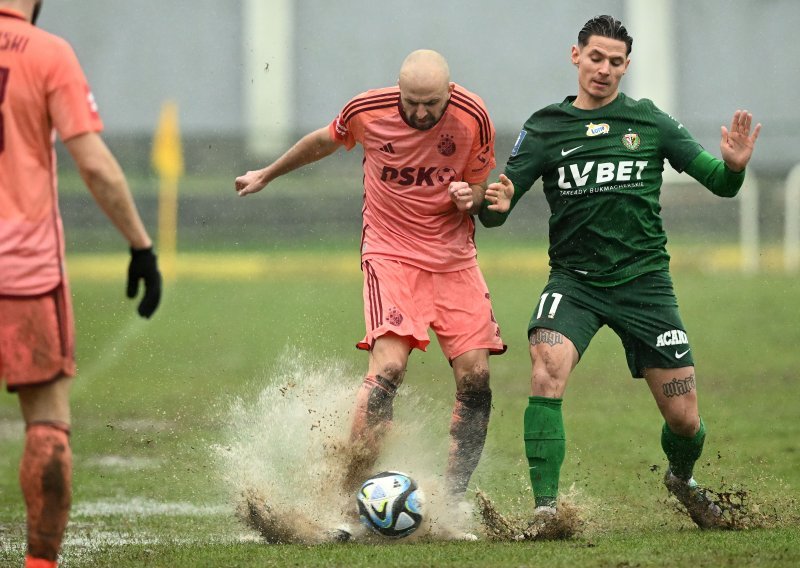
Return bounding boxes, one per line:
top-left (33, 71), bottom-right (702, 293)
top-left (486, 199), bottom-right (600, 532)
top-left (578, 15), bottom-right (633, 55)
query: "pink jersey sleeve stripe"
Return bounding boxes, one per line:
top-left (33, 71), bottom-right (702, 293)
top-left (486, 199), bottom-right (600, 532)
top-left (343, 101), bottom-right (398, 126)
top-left (451, 89), bottom-right (491, 146)
top-left (452, 88), bottom-right (491, 132)
top-left (450, 99), bottom-right (489, 147)
top-left (342, 93), bottom-right (399, 124)
top-left (341, 91), bottom-right (395, 117)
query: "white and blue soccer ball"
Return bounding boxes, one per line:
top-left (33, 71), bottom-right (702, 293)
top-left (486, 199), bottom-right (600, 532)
top-left (356, 471), bottom-right (424, 538)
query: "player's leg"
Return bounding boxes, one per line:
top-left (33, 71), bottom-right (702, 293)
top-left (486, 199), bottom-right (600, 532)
top-left (643, 365), bottom-right (725, 528)
top-left (428, 266), bottom-right (503, 497)
top-left (347, 259), bottom-right (429, 492)
top-left (609, 271), bottom-right (725, 528)
top-left (446, 348), bottom-right (492, 496)
top-left (523, 275), bottom-right (599, 513)
top-left (18, 378), bottom-right (73, 567)
top-left (1, 288), bottom-right (76, 568)
top-left (608, 271), bottom-right (706, 483)
top-left (344, 334), bottom-right (413, 492)
top-left (350, 334), bottom-right (412, 450)
top-left (644, 365), bottom-right (703, 477)
top-left (525, 329), bottom-right (579, 509)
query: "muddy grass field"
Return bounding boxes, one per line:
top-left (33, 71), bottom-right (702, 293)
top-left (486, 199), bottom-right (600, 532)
top-left (1, 248), bottom-right (798, 567)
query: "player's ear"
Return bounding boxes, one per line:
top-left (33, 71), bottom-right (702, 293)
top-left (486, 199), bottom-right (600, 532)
top-left (448, 82), bottom-right (455, 94)
top-left (570, 45), bottom-right (580, 66)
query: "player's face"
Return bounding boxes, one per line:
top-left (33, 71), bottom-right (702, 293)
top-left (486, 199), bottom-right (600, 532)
top-left (399, 82), bottom-right (453, 130)
top-left (571, 36), bottom-right (630, 108)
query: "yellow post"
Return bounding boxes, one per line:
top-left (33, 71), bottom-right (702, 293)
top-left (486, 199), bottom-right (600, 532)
top-left (151, 101), bottom-right (184, 282)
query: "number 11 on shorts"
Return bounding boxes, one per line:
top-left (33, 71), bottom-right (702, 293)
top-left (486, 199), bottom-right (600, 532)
top-left (536, 292), bottom-right (563, 319)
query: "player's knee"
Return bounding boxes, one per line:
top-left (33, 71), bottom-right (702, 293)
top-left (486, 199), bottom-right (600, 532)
top-left (375, 363), bottom-right (405, 389)
top-left (456, 367), bottom-right (490, 394)
top-left (665, 413), bottom-right (701, 438)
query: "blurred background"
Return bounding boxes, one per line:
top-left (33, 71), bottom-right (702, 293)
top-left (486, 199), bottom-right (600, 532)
top-left (40, 0), bottom-right (800, 267)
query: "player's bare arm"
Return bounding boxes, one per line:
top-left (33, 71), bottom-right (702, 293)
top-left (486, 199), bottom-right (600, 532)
top-left (720, 110), bottom-right (761, 172)
top-left (65, 132), bottom-right (161, 318)
top-left (65, 132), bottom-right (152, 249)
top-left (485, 174), bottom-right (514, 212)
top-left (235, 127), bottom-right (341, 196)
top-left (448, 181), bottom-right (487, 214)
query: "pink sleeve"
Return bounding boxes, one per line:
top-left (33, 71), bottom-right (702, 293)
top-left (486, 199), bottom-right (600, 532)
top-left (47, 39), bottom-right (103, 142)
top-left (328, 95), bottom-right (364, 151)
top-left (463, 114), bottom-right (496, 185)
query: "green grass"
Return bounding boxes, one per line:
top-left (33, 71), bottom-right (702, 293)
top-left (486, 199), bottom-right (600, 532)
top-left (1, 248), bottom-right (798, 567)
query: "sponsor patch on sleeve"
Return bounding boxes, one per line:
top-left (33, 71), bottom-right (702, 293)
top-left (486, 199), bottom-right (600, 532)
top-left (333, 115), bottom-right (348, 139)
top-left (510, 129), bottom-right (527, 157)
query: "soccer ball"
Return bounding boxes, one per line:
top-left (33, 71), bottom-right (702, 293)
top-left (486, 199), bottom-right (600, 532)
top-left (356, 471), bottom-right (424, 538)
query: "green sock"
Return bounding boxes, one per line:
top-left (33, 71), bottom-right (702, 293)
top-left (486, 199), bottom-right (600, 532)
top-left (661, 418), bottom-right (706, 480)
top-left (523, 396), bottom-right (565, 508)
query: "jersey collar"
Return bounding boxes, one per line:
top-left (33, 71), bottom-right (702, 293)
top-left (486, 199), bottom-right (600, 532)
top-left (562, 92), bottom-right (625, 116)
top-left (0, 7), bottom-right (28, 21)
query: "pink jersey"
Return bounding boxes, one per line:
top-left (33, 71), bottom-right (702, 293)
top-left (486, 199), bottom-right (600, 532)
top-left (329, 84), bottom-right (495, 272)
top-left (0, 8), bottom-right (103, 295)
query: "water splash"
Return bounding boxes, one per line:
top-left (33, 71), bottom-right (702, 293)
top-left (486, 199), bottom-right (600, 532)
top-left (213, 349), bottom-right (476, 543)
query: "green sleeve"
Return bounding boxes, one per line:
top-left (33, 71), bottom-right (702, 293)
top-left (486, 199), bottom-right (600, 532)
top-left (479, 124), bottom-right (543, 227)
top-left (683, 150), bottom-right (746, 198)
top-left (651, 102), bottom-right (704, 173)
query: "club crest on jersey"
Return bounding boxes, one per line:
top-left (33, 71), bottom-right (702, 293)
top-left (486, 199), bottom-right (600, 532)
top-left (437, 134), bottom-right (456, 156)
top-left (510, 129), bottom-right (527, 157)
top-left (386, 307), bottom-right (404, 326)
top-left (622, 132), bottom-right (641, 151)
top-left (585, 122), bottom-right (610, 137)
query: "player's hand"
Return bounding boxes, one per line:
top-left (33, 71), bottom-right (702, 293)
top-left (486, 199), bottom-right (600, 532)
top-left (127, 247), bottom-right (162, 318)
top-left (448, 181), bottom-right (474, 211)
top-left (720, 110), bottom-right (761, 172)
top-left (235, 169), bottom-right (268, 197)
top-left (485, 174), bottom-right (514, 212)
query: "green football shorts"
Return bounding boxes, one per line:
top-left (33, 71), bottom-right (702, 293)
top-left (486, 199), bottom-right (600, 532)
top-left (528, 269), bottom-right (694, 377)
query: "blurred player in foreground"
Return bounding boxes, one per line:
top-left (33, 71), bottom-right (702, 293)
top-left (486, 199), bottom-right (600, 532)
top-left (480, 15), bottom-right (760, 538)
top-left (0, 1), bottom-right (162, 565)
top-left (236, 49), bottom-right (511, 539)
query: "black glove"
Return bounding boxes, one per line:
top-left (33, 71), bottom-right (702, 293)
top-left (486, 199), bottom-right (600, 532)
top-left (127, 247), bottom-right (162, 318)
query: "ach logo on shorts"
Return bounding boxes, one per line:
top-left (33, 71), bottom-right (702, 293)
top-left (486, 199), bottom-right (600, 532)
top-left (655, 329), bottom-right (688, 348)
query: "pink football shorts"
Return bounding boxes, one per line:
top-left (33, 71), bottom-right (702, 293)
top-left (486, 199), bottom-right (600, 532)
top-left (0, 284), bottom-right (76, 391)
top-left (358, 258), bottom-right (505, 361)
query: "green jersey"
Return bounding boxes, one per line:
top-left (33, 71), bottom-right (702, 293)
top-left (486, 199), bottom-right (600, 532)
top-left (494, 93), bottom-right (705, 286)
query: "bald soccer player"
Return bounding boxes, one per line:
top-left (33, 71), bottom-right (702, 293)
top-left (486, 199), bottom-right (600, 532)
top-left (0, 1), bottom-right (161, 566)
top-left (236, 49), bottom-right (513, 539)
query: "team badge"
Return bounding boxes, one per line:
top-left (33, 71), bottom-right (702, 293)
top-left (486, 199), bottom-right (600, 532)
top-left (386, 307), bottom-right (404, 326)
top-left (437, 134), bottom-right (456, 156)
top-left (622, 132), bottom-right (641, 151)
top-left (585, 122), bottom-right (610, 137)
